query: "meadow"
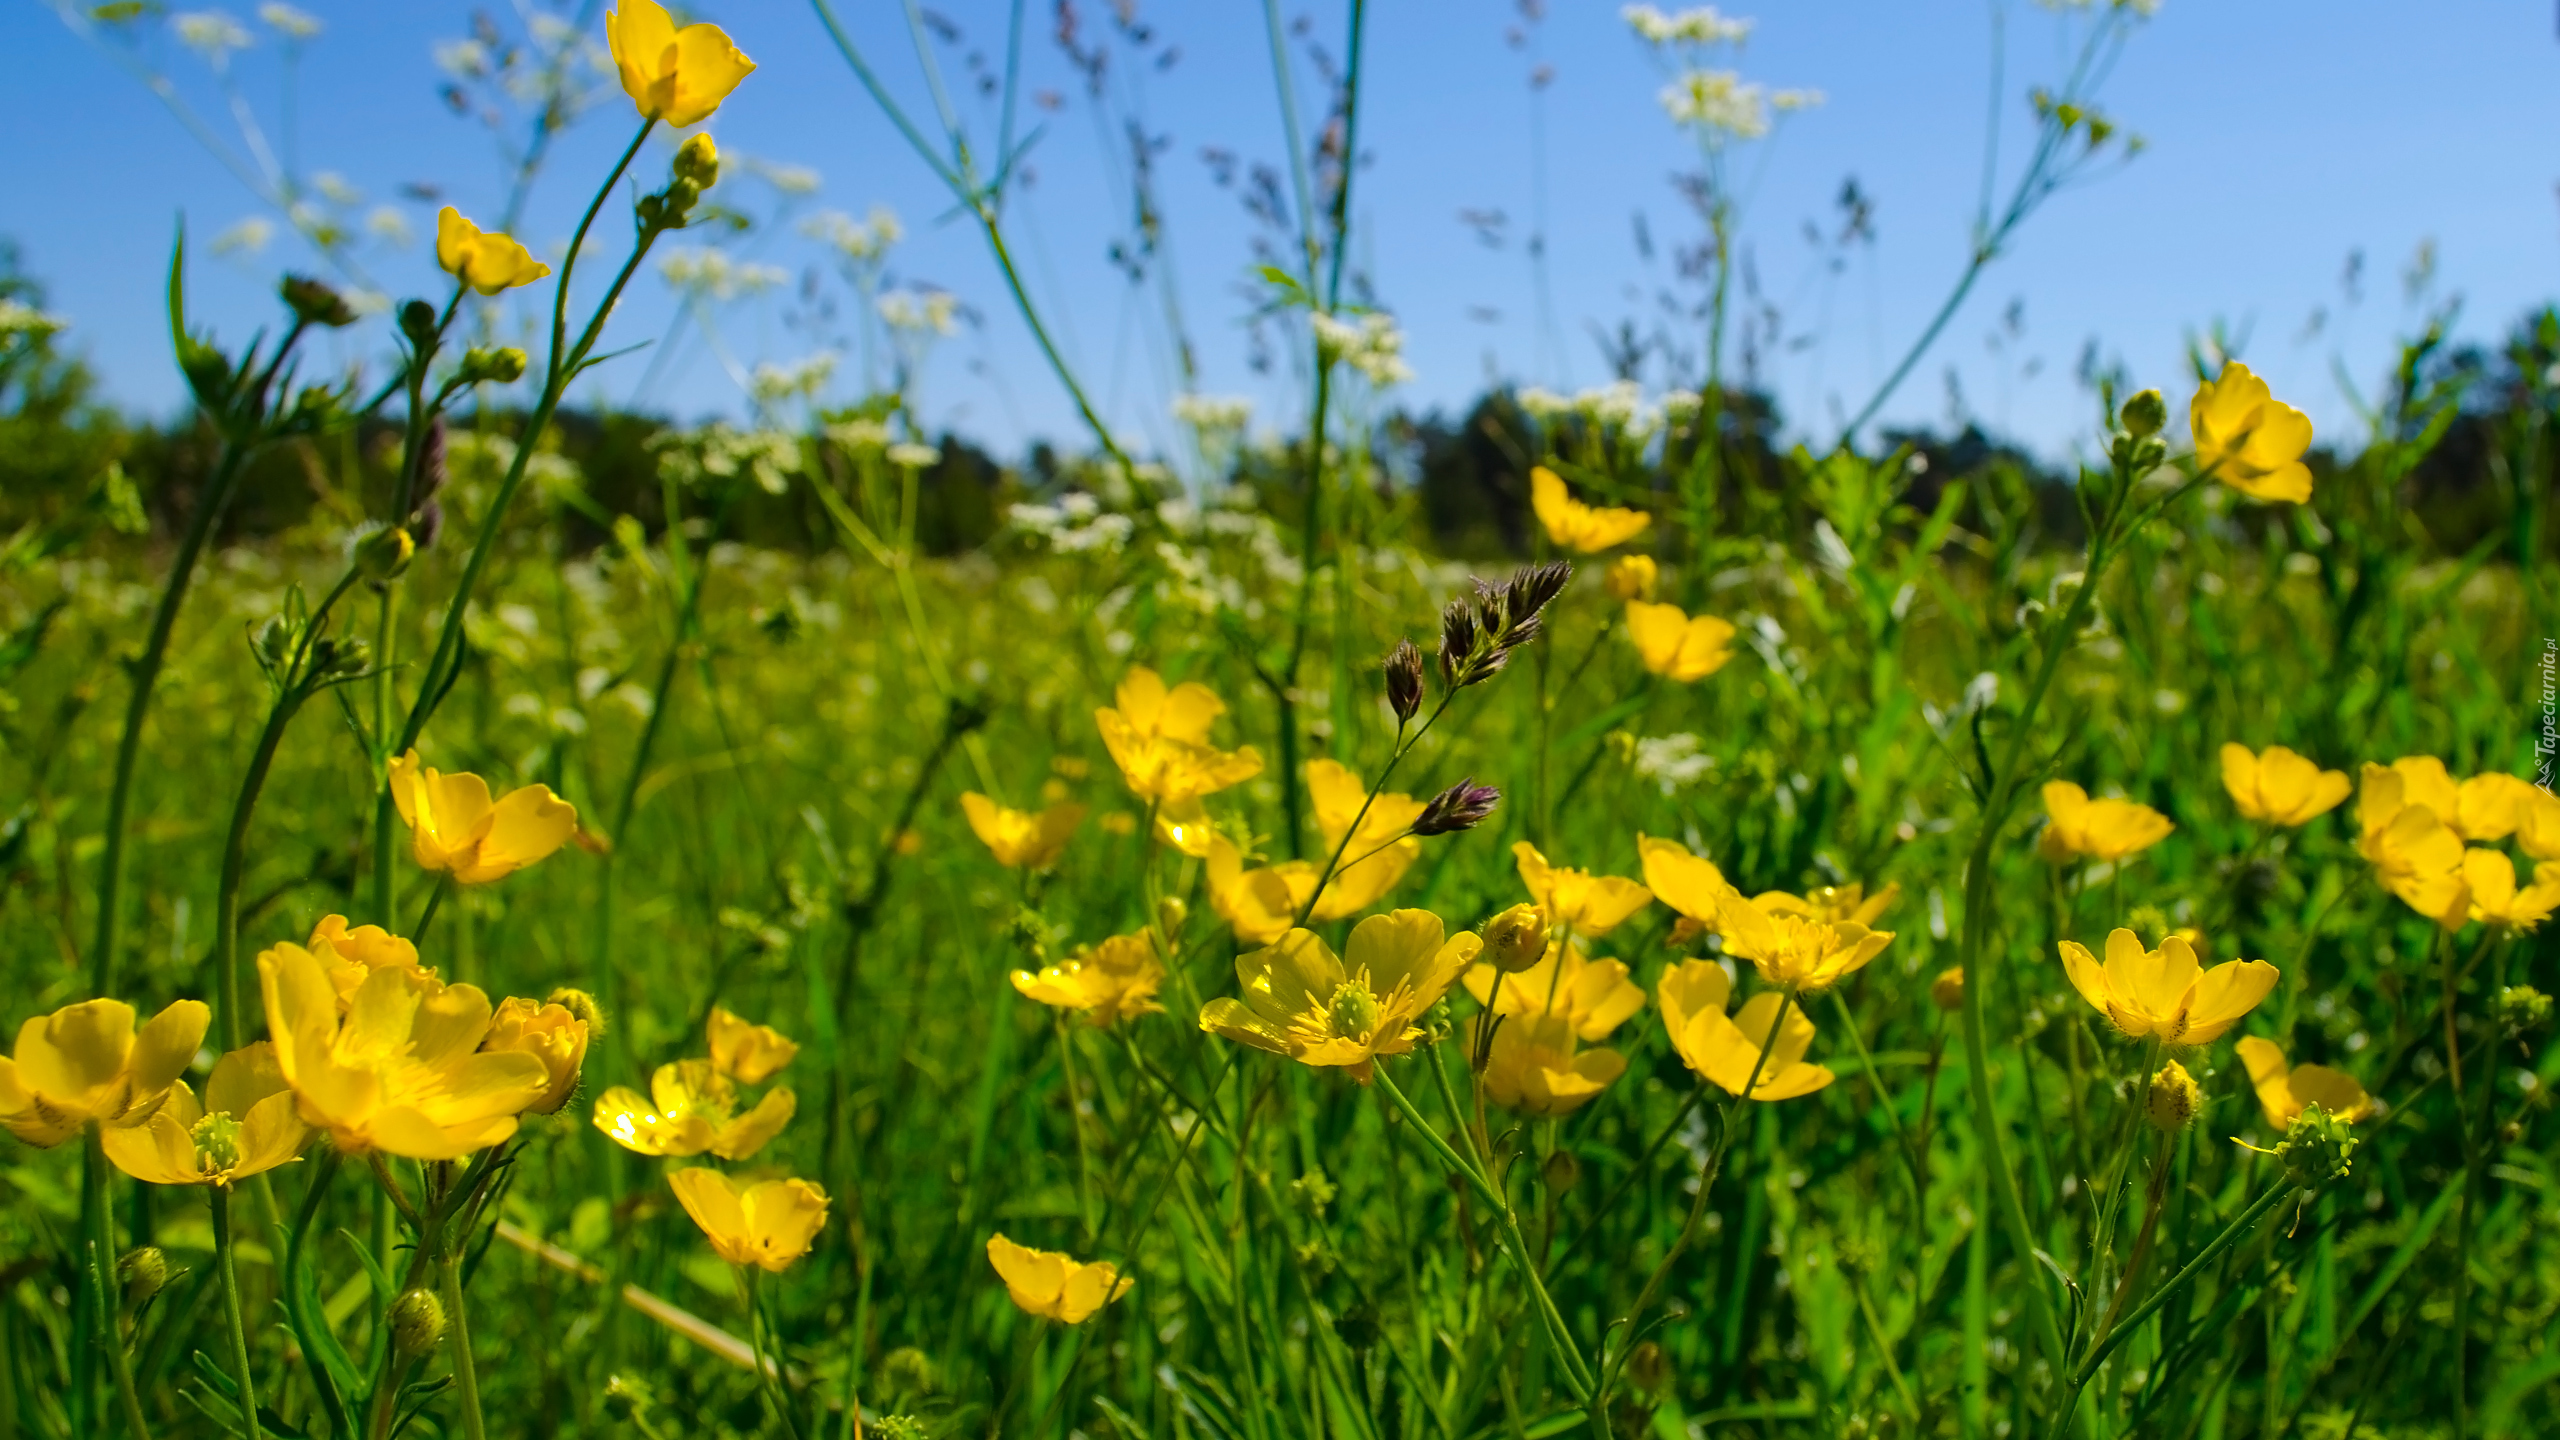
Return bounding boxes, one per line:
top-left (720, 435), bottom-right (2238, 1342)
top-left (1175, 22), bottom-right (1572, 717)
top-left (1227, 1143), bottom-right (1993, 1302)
top-left (3, 2), bottom-right (2558, 1438)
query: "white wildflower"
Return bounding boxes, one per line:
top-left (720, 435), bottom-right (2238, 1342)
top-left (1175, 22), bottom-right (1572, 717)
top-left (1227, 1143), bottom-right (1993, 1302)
top-left (1633, 734), bottom-right (1716, 795)
top-left (659, 248), bottom-right (789, 302)
top-left (1171, 393), bottom-right (1253, 432)
top-left (210, 217), bottom-right (274, 255)
top-left (1518, 387), bottom-right (1575, 420)
top-left (312, 172), bottom-right (362, 206)
top-left (1310, 310), bottom-right (1413, 387)
top-left (877, 288), bottom-right (958, 335)
top-left (885, 442), bottom-right (942, 470)
top-left (0, 299), bottom-right (68, 341)
top-left (175, 10), bottom-right (252, 57)
top-left (434, 38), bottom-right (492, 79)
top-left (364, 207), bottom-right (413, 246)
top-left (1622, 4), bottom-right (1753, 46)
top-left (748, 353), bottom-right (839, 407)
top-left (828, 418), bottom-right (891, 453)
top-left (750, 160), bottom-right (823, 197)
top-left (1660, 69), bottom-right (1769, 140)
top-left (257, 3), bottom-right (320, 39)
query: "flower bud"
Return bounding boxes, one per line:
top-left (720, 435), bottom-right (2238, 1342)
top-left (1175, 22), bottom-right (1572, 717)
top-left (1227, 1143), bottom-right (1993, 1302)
top-left (1625, 1340), bottom-right (1670, 1395)
top-left (413, 414), bottom-right (448, 507)
top-left (1540, 1148), bottom-right (1579, 1195)
top-left (548, 986), bottom-right (608, 1038)
top-left (1155, 895), bottom-right (1188, 937)
top-left (118, 1247), bottom-right (169, 1308)
top-left (1605, 553), bottom-right (1658, 603)
top-left (460, 345), bottom-right (527, 385)
top-left (1383, 637), bottom-right (1424, 724)
top-left (356, 526), bottom-right (415, 581)
top-left (602, 1374), bottom-right (656, 1422)
top-left (2274, 1104), bottom-right (2359, 1189)
top-left (2118, 388), bottom-right (2166, 440)
top-left (1668, 915), bottom-right (1708, 949)
top-left (281, 274), bottom-right (357, 328)
top-left (1930, 967), bottom-right (1965, 1012)
top-left (1482, 904), bottom-right (1548, 974)
top-left (398, 300), bottom-right (438, 349)
top-left (673, 133), bottom-right (721, 190)
top-left (2144, 1059), bottom-right (2200, 1132)
top-left (2499, 984), bottom-right (2552, 1037)
top-left (411, 499), bottom-right (445, 551)
top-left (392, 1288), bottom-right (447, 1358)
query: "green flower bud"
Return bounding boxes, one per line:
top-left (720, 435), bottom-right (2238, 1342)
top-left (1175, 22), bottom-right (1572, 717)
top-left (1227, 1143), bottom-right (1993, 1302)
top-left (2145, 1060), bottom-right (2201, 1132)
top-left (673, 132), bottom-right (721, 190)
top-left (459, 346), bottom-right (527, 385)
top-left (2274, 1104), bottom-right (2359, 1189)
top-left (2118, 388), bottom-right (2166, 439)
top-left (1482, 904), bottom-right (1548, 974)
top-left (2499, 984), bottom-right (2552, 1037)
top-left (1541, 1148), bottom-right (1580, 1195)
top-left (355, 526), bottom-right (415, 581)
top-left (391, 1288), bottom-right (447, 1358)
top-left (398, 300), bottom-right (438, 349)
top-left (118, 1246), bottom-right (169, 1307)
top-left (281, 274), bottom-right (357, 328)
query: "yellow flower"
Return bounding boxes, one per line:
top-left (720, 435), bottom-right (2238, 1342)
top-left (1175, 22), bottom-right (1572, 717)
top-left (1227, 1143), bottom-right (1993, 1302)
top-left (2056, 929), bottom-right (2277, 1046)
top-left (2234, 1036), bottom-right (2375, 1132)
top-left (434, 208), bottom-right (550, 295)
top-left (0, 998), bottom-right (211, 1147)
top-left (707, 1006), bottom-right (797, 1084)
top-left (101, 1043), bottom-right (307, 1187)
top-left (1529, 466), bottom-right (1650, 552)
top-left (1473, 1013), bottom-right (1625, 1117)
top-left (960, 793), bottom-right (1087, 870)
top-left (1604, 553), bottom-right (1659, 602)
top-left (986, 1233), bottom-right (1131, 1323)
top-left (2463, 848), bottom-right (2560, 930)
top-left (1657, 961), bottom-right (1832, 1101)
top-left (2190, 361), bottom-right (2313, 504)
top-left (1202, 760), bottom-right (1425, 940)
top-left (482, 998), bottom-right (590, 1114)
top-left (2220, 743), bottom-right (2349, 826)
top-left (1463, 942), bottom-right (1646, 1041)
top-left (387, 749), bottom-right (579, 885)
top-left (591, 1059), bottom-right (795, 1160)
top-left (2451, 772), bottom-right (2541, 842)
top-left (605, 0), bottom-right (756, 129)
top-left (2144, 1060), bottom-right (2203, 1132)
top-left (1012, 931), bottom-right (1166, 1027)
top-left (1624, 600), bottom-right (1738, 682)
top-left (1514, 841), bottom-right (1653, 938)
top-left (667, 1168), bottom-right (827, 1273)
top-left (1095, 667), bottom-right (1264, 805)
top-left (1153, 797), bottom-right (1220, 857)
top-left (1198, 910), bottom-right (1482, 1082)
top-left (304, 915), bottom-right (432, 1011)
top-left (2037, 781), bottom-right (2174, 863)
top-left (2518, 786), bottom-right (2560, 863)
top-left (1206, 837), bottom-right (1315, 944)
top-left (2355, 765), bottom-right (2472, 928)
top-left (1637, 836), bottom-right (1891, 992)
top-left (259, 942), bottom-right (549, 1159)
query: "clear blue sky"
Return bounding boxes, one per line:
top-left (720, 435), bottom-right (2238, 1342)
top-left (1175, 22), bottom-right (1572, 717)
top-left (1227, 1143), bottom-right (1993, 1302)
top-left (12, 0), bottom-right (2556, 465)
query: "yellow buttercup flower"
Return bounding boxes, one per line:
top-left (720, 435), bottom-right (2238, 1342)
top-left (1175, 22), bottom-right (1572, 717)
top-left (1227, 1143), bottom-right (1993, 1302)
top-left (483, 998), bottom-right (590, 1114)
top-left (1095, 667), bottom-right (1264, 805)
top-left (1755, 881), bottom-right (1898, 929)
top-left (2056, 929), bottom-right (2277, 1046)
top-left (2190, 361), bottom-right (2313, 504)
top-left (1202, 761), bottom-right (1425, 940)
top-left (2355, 765), bottom-right (2471, 928)
top-left (1206, 837), bottom-right (1316, 944)
top-left (707, 1006), bottom-right (797, 1084)
top-left (668, 1168), bottom-right (827, 1273)
top-left (434, 208), bottom-right (550, 295)
top-left (606, 0), bottom-right (756, 129)
top-left (1198, 910), bottom-right (1482, 1082)
top-left (961, 793), bottom-right (1087, 870)
top-left (2451, 771), bottom-right (2540, 842)
top-left (1624, 600), bottom-right (1737, 682)
top-left (1012, 931), bottom-right (1166, 1027)
top-left (387, 750), bottom-right (579, 885)
top-left (1153, 797), bottom-right (1220, 857)
top-left (1463, 942), bottom-right (1645, 1041)
top-left (1636, 836), bottom-right (1891, 992)
top-left (304, 915), bottom-right (432, 1011)
top-left (1529, 466), bottom-right (1650, 552)
top-left (1473, 1013), bottom-right (1626, 1117)
top-left (591, 1058), bottom-right (795, 1160)
top-left (1604, 553), bottom-right (1659, 602)
top-left (1514, 841), bottom-right (1653, 938)
top-left (986, 1234), bottom-right (1132, 1323)
top-left (2037, 781), bottom-right (2173, 863)
top-left (101, 1043), bottom-right (307, 1187)
top-left (2517, 786), bottom-right (2560, 862)
top-left (259, 942), bottom-right (548, 1159)
top-left (2220, 743), bottom-right (2349, 826)
top-left (0, 998), bottom-right (211, 1147)
top-left (2234, 1036), bottom-right (2374, 1132)
top-left (2463, 849), bottom-right (2560, 930)
top-left (1657, 961), bottom-right (1832, 1101)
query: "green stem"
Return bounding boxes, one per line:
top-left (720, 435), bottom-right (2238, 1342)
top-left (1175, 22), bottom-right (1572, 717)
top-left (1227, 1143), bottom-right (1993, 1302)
top-left (437, 1253), bottom-right (486, 1440)
top-left (411, 875), bottom-right (453, 951)
top-left (742, 1267), bottom-right (804, 1440)
top-left (84, 1131), bottom-right (153, 1440)
top-left (211, 1188), bottom-right (263, 1440)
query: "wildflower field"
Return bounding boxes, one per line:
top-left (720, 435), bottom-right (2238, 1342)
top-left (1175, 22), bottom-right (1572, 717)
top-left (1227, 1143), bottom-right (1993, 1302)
top-left (4, 2), bottom-right (2559, 1438)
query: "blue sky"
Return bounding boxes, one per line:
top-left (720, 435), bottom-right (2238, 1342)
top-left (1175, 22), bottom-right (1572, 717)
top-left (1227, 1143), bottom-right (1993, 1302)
top-left (13, 0), bottom-right (2557, 465)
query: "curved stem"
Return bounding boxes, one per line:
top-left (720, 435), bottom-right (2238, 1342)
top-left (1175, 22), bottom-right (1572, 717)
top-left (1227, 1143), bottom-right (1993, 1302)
top-left (211, 1188), bottom-right (264, 1440)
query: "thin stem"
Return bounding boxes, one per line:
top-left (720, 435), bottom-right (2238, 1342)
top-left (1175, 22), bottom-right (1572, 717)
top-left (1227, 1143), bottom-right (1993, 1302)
top-left (438, 1253), bottom-right (488, 1440)
top-left (84, 1131), bottom-right (153, 1440)
top-left (411, 874), bottom-right (453, 951)
top-left (211, 1188), bottom-right (264, 1440)
top-left (742, 1266), bottom-right (805, 1440)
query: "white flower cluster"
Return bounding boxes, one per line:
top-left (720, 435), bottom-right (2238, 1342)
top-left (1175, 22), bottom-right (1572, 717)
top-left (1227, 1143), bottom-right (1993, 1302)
top-left (1622, 5), bottom-right (1753, 46)
top-left (0, 298), bottom-right (67, 342)
top-left (653, 424), bottom-right (803, 496)
top-left (175, 9), bottom-right (253, 58)
top-left (1519, 381), bottom-right (1666, 439)
top-left (1011, 493), bottom-right (1136, 555)
top-left (659, 248), bottom-right (791, 302)
top-left (803, 206), bottom-right (904, 263)
top-left (1633, 733), bottom-right (1717, 795)
top-left (1170, 393), bottom-right (1254, 433)
top-left (257, 3), bottom-right (320, 39)
top-left (878, 289), bottom-right (958, 336)
top-left (826, 418), bottom-right (892, 453)
top-left (1310, 311), bottom-right (1414, 387)
top-left (748, 353), bottom-right (840, 407)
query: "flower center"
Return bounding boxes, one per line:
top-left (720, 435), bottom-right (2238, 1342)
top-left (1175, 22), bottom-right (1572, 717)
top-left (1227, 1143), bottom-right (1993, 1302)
top-left (1327, 980), bottom-right (1382, 1040)
top-left (191, 1112), bottom-right (243, 1172)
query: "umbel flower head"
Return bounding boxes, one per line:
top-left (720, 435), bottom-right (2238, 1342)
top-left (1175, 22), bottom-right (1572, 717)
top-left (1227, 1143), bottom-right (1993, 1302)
top-left (2190, 361), bottom-right (2313, 504)
top-left (259, 942), bottom-right (550, 1159)
top-left (1624, 600), bottom-right (1738, 682)
top-left (960, 793), bottom-right (1086, 870)
top-left (1096, 667), bottom-right (1264, 805)
top-left (2234, 1036), bottom-right (2374, 1132)
top-left (1473, 1013), bottom-right (1626, 1117)
top-left (2057, 929), bottom-right (2277, 1046)
top-left (1198, 910), bottom-right (1483, 1082)
top-left (1513, 841), bottom-right (1653, 939)
top-left (668, 1168), bottom-right (827, 1272)
top-left (2220, 743), bottom-right (2350, 827)
top-left (607, 0), bottom-right (756, 129)
top-left (1012, 931), bottom-right (1166, 1027)
top-left (1530, 466), bottom-right (1651, 553)
top-left (987, 1234), bottom-right (1132, 1323)
top-left (2037, 781), bottom-right (2174, 864)
top-left (435, 208), bottom-right (550, 295)
top-left (0, 998), bottom-right (211, 1146)
top-left (102, 1043), bottom-right (308, 1187)
top-left (1657, 961), bottom-right (1832, 1101)
top-left (388, 750), bottom-right (579, 885)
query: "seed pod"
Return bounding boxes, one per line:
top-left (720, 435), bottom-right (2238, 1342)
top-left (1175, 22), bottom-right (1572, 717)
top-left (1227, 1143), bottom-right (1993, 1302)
top-left (2144, 1060), bottom-right (2201, 1132)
